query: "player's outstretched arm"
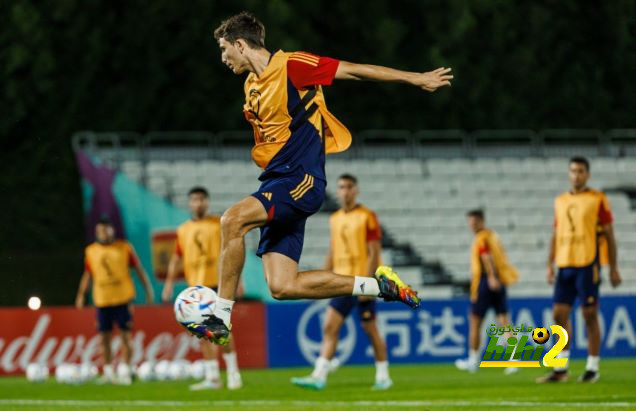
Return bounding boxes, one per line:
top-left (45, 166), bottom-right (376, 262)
top-left (335, 61), bottom-right (452, 92)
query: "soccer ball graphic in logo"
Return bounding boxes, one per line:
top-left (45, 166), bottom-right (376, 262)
top-left (174, 285), bottom-right (217, 327)
top-left (532, 327), bottom-right (551, 344)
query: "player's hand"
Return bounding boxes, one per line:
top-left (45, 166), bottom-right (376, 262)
top-left (161, 283), bottom-right (173, 302)
top-left (358, 296), bottom-right (375, 302)
top-left (411, 67), bottom-right (453, 92)
top-left (610, 268), bottom-right (622, 288)
top-left (546, 265), bottom-right (555, 285)
top-left (75, 295), bottom-right (84, 309)
top-left (487, 277), bottom-right (501, 292)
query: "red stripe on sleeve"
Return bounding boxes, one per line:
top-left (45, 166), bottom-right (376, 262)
top-left (599, 199), bottom-right (613, 225)
top-left (128, 243), bottom-right (141, 268)
top-left (478, 237), bottom-right (490, 255)
top-left (366, 211), bottom-right (382, 242)
top-left (287, 53), bottom-right (340, 90)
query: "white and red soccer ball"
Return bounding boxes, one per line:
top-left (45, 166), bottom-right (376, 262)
top-left (173, 286), bottom-right (217, 327)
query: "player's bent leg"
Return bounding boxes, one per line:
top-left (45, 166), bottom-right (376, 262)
top-left (264, 252), bottom-right (356, 300)
top-left (218, 196), bottom-right (269, 301)
top-left (263, 254), bottom-right (420, 308)
top-left (191, 197), bottom-right (268, 345)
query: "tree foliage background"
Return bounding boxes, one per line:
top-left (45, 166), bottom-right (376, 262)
top-left (1, 0), bottom-right (635, 305)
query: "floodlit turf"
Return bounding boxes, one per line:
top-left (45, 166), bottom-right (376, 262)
top-left (1, 359), bottom-right (635, 411)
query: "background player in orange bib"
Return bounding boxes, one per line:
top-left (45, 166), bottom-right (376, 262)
top-left (538, 157), bottom-right (621, 384)
top-left (455, 209), bottom-right (519, 374)
top-left (191, 12), bottom-right (452, 345)
top-left (162, 187), bottom-right (243, 390)
top-left (75, 216), bottom-right (154, 384)
top-left (292, 174), bottom-right (391, 390)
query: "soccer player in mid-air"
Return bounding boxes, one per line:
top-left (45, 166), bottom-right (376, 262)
top-left (162, 187), bottom-right (242, 390)
top-left (292, 174), bottom-right (392, 390)
top-left (454, 209), bottom-right (519, 374)
top-left (75, 216), bottom-right (154, 384)
top-left (187, 12), bottom-right (453, 344)
top-left (537, 157), bottom-right (621, 384)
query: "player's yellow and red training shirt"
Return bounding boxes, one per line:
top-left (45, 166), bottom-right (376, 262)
top-left (329, 205), bottom-right (382, 277)
top-left (470, 229), bottom-right (519, 301)
top-left (84, 240), bottom-right (139, 307)
top-left (554, 189), bottom-right (613, 268)
top-left (243, 50), bottom-right (352, 179)
top-left (175, 216), bottom-right (221, 287)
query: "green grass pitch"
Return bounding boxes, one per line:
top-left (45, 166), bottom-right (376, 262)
top-left (1, 359), bottom-right (635, 410)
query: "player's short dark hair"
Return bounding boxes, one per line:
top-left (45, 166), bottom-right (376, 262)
top-left (569, 156), bottom-right (590, 171)
top-left (338, 174), bottom-right (358, 185)
top-left (213, 11), bottom-right (265, 49)
top-left (97, 214), bottom-right (113, 226)
top-left (188, 186), bottom-right (209, 198)
top-left (466, 209), bottom-right (485, 220)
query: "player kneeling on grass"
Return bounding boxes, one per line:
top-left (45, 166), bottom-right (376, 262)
top-left (186, 11), bottom-right (451, 346)
top-left (455, 209), bottom-right (519, 375)
top-left (75, 216), bottom-right (154, 384)
top-left (292, 174), bottom-right (392, 390)
top-left (162, 187), bottom-right (243, 390)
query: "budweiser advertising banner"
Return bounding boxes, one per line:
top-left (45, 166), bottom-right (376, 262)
top-left (0, 303), bottom-right (266, 375)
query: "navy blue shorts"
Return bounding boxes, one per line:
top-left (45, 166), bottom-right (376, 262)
top-left (329, 296), bottom-right (377, 322)
top-left (554, 262), bottom-right (601, 306)
top-left (96, 303), bottom-right (132, 332)
top-left (471, 275), bottom-right (508, 317)
top-left (252, 172), bottom-right (326, 263)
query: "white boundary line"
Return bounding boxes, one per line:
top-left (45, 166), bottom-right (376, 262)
top-left (0, 399), bottom-right (634, 408)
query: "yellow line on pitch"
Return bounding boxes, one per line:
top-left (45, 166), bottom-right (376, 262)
top-left (479, 361), bottom-right (541, 367)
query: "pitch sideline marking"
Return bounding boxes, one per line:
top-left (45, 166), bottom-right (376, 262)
top-left (0, 399), bottom-right (634, 408)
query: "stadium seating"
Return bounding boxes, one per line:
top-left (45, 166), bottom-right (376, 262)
top-left (118, 155), bottom-right (636, 297)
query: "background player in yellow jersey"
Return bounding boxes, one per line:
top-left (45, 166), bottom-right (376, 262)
top-left (455, 210), bottom-right (519, 374)
top-left (162, 187), bottom-right (242, 390)
top-left (193, 12), bottom-right (452, 345)
top-left (292, 174), bottom-right (391, 391)
top-left (75, 216), bottom-right (154, 384)
top-left (539, 157), bottom-right (621, 384)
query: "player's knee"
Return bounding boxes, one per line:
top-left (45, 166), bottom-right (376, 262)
top-left (269, 281), bottom-right (294, 300)
top-left (323, 321), bottom-right (340, 337)
top-left (582, 306), bottom-right (598, 324)
top-left (553, 307), bottom-right (569, 325)
top-left (220, 210), bottom-right (244, 238)
top-left (360, 320), bottom-right (375, 334)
